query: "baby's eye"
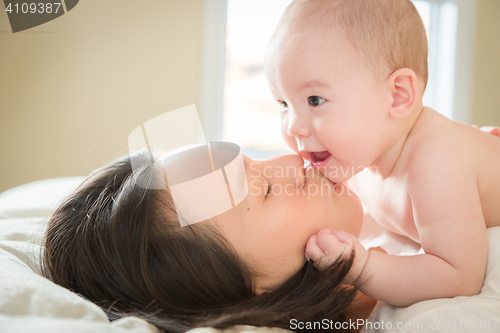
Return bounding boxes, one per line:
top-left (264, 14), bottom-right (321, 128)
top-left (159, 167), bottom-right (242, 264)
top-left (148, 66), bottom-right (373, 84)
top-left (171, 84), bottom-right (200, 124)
top-left (280, 101), bottom-right (289, 111)
top-left (308, 96), bottom-right (326, 107)
top-left (265, 183), bottom-right (272, 197)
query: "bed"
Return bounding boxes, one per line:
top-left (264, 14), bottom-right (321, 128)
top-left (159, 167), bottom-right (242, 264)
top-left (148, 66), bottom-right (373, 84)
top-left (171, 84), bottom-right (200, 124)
top-left (1, 177), bottom-right (499, 333)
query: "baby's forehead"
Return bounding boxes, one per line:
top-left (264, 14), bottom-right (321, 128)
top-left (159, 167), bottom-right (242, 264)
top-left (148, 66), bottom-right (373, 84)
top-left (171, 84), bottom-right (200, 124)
top-left (266, 25), bottom-right (361, 71)
top-left (271, 13), bottom-right (359, 54)
top-left (268, 0), bottom-right (428, 89)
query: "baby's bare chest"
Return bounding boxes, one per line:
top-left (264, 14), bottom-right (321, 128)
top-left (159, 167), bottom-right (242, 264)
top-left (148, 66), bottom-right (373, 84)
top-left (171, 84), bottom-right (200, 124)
top-left (351, 171), bottom-right (420, 242)
top-left (353, 152), bottom-right (500, 243)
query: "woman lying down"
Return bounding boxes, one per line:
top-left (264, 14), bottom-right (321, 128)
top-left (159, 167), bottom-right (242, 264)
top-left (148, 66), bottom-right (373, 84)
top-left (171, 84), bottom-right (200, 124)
top-left (40, 142), bottom-right (492, 333)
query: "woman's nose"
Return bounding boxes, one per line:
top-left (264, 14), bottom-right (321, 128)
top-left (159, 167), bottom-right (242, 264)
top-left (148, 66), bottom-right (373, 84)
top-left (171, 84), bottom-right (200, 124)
top-left (265, 154), bottom-right (306, 188)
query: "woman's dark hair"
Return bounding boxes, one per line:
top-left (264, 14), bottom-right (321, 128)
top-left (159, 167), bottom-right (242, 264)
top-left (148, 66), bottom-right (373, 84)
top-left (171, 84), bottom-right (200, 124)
top-left (41, 150), bottom-right (361, 333)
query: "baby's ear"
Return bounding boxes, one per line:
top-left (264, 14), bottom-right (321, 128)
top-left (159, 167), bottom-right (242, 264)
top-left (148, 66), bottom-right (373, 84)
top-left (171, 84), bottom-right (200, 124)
top-left (386, 68), bottom-right (419, 119)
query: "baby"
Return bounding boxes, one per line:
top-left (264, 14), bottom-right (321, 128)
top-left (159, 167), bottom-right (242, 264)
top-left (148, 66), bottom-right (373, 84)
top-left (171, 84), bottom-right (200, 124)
top-left (263, 0), bottom-right (500, 306)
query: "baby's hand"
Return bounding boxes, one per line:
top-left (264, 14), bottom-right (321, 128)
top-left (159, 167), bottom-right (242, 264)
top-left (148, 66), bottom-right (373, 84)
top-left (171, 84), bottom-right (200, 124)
top-left (305, 229), bottom-right (370, 286)
top-left (473, 125), bottom-right (500, 136)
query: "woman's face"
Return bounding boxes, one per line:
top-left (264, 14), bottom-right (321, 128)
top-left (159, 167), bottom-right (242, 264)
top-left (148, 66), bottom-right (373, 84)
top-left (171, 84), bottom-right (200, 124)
top-left (213, 154), bottom-right (364, 294)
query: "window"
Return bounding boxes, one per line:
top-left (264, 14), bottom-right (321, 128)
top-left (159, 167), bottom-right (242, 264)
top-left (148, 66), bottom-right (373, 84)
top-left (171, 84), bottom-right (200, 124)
top-left (223, 0), bottom-right (293, 159)
top-left (414, 0), bottom-right (458, 120)
top-left (215, 0), bottom-right (463, 158)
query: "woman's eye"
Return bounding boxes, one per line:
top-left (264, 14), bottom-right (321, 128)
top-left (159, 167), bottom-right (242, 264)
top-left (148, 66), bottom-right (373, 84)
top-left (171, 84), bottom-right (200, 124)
top-left (280, 101), bottom-right (289, 111)
top-left (265, 183), bottom-right (272, 197)
top-left (308, 96), bottom-right (326, 107)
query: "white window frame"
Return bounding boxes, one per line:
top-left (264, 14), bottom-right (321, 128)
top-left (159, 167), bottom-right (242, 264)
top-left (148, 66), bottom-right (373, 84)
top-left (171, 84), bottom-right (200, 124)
top-left (197, 0), bottom-right (478, 143)
top-left (452, 0), bottom-right (478, 124)
top-left (197, 0), bottom-right (227, 142)
top-left (422, 0), bottom-right (477, 123)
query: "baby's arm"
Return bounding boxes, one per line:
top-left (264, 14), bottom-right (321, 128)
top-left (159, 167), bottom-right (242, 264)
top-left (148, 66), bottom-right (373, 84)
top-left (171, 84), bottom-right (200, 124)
top-left (396, 140), bottom-right (488, 302)
top-left (307, 143), bottom-right (488, 307)
top-left (307, 230), bottom-right (484, 306)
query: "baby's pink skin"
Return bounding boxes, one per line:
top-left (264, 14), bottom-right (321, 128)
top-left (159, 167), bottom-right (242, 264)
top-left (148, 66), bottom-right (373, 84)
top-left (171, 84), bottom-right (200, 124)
top-left (264, 15), bottom-right (500, 306)
top-left (305, 228), bottom-right (370, 286)
top-left (305, 124), bottom-right (499, 285)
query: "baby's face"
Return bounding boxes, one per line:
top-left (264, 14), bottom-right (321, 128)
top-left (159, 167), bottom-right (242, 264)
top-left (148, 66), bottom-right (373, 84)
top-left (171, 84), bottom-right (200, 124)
top-left (264, 28), bottom-right (392, 183)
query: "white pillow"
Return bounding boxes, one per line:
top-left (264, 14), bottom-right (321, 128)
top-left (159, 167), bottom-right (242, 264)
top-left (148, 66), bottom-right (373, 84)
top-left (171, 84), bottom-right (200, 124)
top-left (0, 177), bottom-right (162, 333)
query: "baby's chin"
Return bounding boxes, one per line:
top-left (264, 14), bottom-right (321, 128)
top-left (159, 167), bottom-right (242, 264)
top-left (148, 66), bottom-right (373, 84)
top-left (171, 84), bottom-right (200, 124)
top-left (319, 167), bottom-right (355, 184)
top-left (309, 153), bottom-right (363, 183)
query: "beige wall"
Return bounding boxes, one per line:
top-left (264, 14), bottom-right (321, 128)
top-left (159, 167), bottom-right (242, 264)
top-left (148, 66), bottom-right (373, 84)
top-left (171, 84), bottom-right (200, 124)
top-left (0, 0), bottom-right (203, 193)
top-left (471, 0), bottom-right (500, 126)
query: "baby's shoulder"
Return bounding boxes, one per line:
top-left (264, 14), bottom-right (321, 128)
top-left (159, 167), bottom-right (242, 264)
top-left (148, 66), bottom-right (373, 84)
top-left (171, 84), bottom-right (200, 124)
top-left (410, 107), bottom-right (462, 146)
top-left (408, 107), bottom-right (499, 166)
top-left (404, 108), bottom-right (473, 174)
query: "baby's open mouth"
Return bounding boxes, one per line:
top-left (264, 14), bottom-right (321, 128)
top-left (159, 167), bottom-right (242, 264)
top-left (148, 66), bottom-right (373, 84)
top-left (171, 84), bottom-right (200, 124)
top-left (303, 153), bottom-right (339, 186)
top-left (310, 151), bottom-right (331, 164)
top-left (308, 151), bottom-right (334, 178)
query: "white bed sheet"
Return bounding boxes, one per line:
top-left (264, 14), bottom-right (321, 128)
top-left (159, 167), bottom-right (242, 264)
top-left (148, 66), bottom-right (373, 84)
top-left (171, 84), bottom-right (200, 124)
top-left (0, 177), bottom-right (499, 333)
top-left (361, 227), bottom-right (500, 333)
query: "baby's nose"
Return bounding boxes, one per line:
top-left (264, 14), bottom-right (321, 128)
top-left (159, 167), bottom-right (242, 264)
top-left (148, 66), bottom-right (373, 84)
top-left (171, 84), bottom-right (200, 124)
top-left (286, 109), bottom-right (311, 138)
